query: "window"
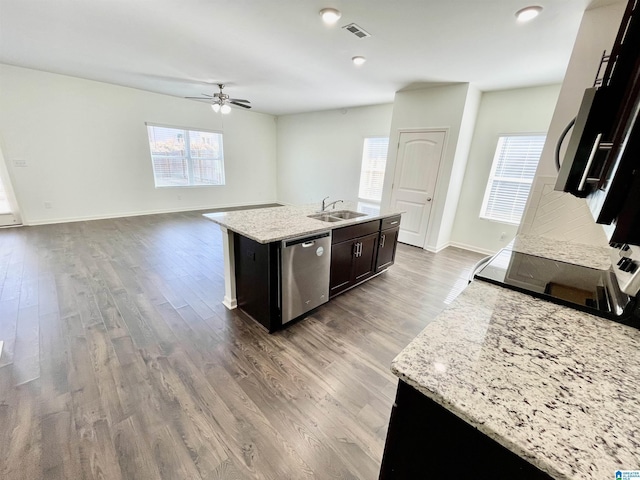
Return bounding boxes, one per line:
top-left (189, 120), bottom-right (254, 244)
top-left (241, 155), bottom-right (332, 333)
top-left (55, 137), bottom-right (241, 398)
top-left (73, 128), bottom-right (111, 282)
top-left (480, 134), bottom-right (546, 225)
top-left (146, 124), bottom-right (225, 187)
top-left (358, 137), bottom-right (389, 202)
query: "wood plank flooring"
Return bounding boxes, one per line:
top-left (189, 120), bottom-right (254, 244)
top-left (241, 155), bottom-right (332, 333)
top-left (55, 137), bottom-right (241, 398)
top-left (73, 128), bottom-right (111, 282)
top-left (0, 210), bottom-right (484, 480)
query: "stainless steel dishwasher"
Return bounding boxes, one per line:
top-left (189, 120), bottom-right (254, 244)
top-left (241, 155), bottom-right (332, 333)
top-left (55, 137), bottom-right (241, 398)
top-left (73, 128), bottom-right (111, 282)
top-left (281, 231), bottom-right (331, 324)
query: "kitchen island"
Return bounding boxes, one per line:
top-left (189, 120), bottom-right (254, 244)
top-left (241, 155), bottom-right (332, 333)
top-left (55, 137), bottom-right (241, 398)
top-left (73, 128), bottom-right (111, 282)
top-left (380, 234), bottom-right (640, 479)
top-left (203, 202), bottom-right (403, 331)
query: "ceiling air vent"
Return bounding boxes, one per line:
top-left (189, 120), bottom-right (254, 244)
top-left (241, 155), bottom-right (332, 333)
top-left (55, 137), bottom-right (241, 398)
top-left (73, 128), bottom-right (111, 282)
top-left (342, 23), bottom-right (371, 39)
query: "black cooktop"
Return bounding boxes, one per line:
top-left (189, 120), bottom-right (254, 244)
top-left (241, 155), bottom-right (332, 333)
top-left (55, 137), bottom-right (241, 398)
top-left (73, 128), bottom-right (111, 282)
top-left (474, 248), bottom-right (637, 325)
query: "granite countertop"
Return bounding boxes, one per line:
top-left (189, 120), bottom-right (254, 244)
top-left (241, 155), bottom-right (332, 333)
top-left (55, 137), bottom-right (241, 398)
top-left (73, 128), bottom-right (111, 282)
top-left (512, 233), bottom-right (612, 270)
top-left (203, 201), bottom-right (402, 244)
top-left (392, 237), bottom-right (640, 479)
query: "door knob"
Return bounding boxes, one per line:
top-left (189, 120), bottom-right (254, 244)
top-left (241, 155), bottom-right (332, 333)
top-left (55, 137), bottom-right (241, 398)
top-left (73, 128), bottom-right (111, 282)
top-left (426, 197), bottom-right (432, 202)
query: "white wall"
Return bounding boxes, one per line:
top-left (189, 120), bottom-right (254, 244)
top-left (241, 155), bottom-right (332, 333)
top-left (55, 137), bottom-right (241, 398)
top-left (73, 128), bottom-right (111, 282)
top-left (450, 84), bottom-right (562, 254)
top-left (519, 2), bottom-right (626, 246)
top-left (436, 84), bottom-right (481, 249)
top-left (382, 83), bottom-right (479, 251)
top-left (0, 64), bottom-right (277, 224)
top-left (276, 104), bottom-right (393, 206)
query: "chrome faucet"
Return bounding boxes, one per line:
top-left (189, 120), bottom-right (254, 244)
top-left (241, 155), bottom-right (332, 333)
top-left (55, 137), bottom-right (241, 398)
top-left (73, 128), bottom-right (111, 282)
top-left (321, 196), bottom-right (343, 211)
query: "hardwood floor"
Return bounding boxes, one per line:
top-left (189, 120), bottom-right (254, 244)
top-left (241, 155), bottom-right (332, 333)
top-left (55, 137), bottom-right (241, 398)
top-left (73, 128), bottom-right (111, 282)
top-left (0, 210), bottom-right (484, 480)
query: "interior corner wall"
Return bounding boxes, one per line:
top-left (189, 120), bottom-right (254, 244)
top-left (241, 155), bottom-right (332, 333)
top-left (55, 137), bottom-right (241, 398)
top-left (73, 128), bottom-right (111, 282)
top-left (0, 64), bottom-right (277, 225)
top-left (435, 84), bottom-right (481, 250)
top-left (519, 2), bottom-right (626, 246)
top-left (381, 83), bottom-right (472, 252)
top-left (450, 84), bottom-right (562, 254)
top-left (275, 104), bottom-right (393, 206)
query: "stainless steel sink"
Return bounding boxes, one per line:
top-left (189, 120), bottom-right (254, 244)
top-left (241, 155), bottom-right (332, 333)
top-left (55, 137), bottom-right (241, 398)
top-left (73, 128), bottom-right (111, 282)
top-left (308, 213), bottom-right (343, 222)
top-left (330, 210), bottom-right (367, 219)
top-left (308, 210), bottom-right (368, 222)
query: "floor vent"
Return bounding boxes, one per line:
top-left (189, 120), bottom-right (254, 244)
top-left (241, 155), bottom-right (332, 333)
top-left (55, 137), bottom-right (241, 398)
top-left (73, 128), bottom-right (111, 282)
top-left (342, 23), bottom-right (371, 38)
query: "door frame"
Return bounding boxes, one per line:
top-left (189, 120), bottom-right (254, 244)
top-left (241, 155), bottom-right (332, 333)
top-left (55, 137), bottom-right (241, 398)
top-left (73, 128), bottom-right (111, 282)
top-left (389, 127), bottom-right (449, 250)
top-left (0, 145), bottom-right (23, 226)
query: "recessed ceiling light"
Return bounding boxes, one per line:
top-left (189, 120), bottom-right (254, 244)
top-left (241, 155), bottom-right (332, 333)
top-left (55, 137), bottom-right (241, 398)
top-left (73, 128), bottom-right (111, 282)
top-left (515, 5), bottom-right (543, 23)
top-left (352, 56), bottom-right (366, 66)
top-left (320, 8), bottom-right (342, 25)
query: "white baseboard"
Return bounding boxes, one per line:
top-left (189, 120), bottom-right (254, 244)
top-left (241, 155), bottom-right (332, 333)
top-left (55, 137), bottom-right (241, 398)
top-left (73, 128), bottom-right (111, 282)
top-left (447, 241), bottom-right (496, 256)
top-left (24, 200), bottom-right (279, 226)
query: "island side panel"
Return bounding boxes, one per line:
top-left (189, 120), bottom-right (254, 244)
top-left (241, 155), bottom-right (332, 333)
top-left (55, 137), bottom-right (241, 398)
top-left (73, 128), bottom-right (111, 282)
top-left (233, 233), bottom-right (281, 332)
top-left (219, 225), bottom-right (237, 309)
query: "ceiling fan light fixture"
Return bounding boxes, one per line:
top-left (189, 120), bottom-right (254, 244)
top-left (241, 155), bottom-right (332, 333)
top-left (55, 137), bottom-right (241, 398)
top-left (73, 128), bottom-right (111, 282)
top-left (352, 56), bottom-right (366, 66)
top-left (320, 8), bottom-right (341, 25)
top-left (211, 103), bottom-right (221, 113)
top-left (515, 5), bottom-right (543, 23)
top-left (220, 104), bottom-right (232, 114)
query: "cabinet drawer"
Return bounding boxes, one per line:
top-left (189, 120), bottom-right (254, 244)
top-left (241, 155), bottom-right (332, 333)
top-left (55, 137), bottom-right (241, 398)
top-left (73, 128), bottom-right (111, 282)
top-left (381, 215), bottom-right (401, 230)
top-left (332, 220), bottom-right (380, 244)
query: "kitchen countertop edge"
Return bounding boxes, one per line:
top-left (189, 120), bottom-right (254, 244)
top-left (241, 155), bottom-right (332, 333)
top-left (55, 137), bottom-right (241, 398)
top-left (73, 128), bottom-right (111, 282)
top-left (202, 202), bottom-right (403, 244)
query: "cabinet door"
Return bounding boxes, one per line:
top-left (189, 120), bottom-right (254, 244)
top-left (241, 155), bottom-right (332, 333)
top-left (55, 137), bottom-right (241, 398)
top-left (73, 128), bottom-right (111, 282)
top-left (353, 232), bottom-right (379, 282)
top-left (376, 226), bottom-right (400, 272)
top-left (330, 240), bottom-right (355, 297)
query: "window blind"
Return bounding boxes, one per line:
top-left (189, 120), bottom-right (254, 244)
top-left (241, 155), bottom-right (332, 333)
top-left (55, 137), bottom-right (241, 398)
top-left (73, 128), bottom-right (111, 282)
top-left (358, 137), bottom-right (389, 202)
top-left (480, 134), bottom-right (546, 225)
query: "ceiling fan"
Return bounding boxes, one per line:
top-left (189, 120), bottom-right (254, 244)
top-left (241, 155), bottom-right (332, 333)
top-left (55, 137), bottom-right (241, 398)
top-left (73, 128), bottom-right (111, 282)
top-left (186, 83), bottom-right (251, 114)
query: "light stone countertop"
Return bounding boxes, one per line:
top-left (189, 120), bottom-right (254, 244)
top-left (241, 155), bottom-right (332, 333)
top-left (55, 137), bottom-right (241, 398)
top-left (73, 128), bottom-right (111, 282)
top-left (512, 233), bottom-right (612, 270)
top-left (202, 202), bottom-right (402, 244)
top-left (392, 237), bottom-right (639, 479)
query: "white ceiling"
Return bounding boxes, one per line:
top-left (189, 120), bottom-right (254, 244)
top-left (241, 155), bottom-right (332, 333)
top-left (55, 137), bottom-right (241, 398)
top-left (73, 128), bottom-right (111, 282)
top-left (0, 0), bottom-right (623, 116)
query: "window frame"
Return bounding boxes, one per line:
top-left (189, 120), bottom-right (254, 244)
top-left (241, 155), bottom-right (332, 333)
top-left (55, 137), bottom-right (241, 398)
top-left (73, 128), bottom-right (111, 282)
top-left (479, 133), bottom-right (546, 226)
top-left (358, 136), bottom-right (390, 204)
top-left (145, 122), bottom-right (225, 188)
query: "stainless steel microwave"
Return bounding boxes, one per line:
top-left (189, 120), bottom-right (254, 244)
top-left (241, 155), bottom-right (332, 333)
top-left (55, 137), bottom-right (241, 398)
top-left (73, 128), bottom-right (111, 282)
top-left (555, 0), bottom-right (640, 244)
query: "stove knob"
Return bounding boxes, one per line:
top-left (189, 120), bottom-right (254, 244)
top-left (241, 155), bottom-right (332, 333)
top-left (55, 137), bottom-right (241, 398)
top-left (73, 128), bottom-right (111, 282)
top-left (618, 257), bottom-right (632, 271)
top-left (624, 260), bottom-right (638, 274)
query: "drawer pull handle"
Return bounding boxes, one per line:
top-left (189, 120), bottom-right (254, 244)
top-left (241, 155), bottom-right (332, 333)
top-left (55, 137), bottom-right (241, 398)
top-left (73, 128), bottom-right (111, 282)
top-left (390, 221), bottom-right (398, 225)
top-left (381, 234), bottom-right (386, 248)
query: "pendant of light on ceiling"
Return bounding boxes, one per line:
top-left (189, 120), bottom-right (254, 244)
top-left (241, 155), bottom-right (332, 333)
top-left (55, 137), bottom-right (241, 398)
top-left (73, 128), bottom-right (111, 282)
top-left (319, 8), bottom-right (366, 67)
top-left (212, 102), bottom-right (231, 114)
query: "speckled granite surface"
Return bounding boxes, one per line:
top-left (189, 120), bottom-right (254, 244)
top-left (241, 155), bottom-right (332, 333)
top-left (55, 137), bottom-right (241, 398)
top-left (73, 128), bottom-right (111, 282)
top-left (512, 233), bottom-right (612, 270)
top-left (392, 253), bottom-right (640, 478)
top-left (202, 202), bottom-right (402, 243)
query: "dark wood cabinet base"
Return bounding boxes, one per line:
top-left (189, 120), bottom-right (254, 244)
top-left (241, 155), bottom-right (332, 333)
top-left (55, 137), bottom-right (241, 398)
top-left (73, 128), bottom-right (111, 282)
top-left (234, 234), bottom-right (281, 332)
top-left (379, 380), bottom-right (553, 479)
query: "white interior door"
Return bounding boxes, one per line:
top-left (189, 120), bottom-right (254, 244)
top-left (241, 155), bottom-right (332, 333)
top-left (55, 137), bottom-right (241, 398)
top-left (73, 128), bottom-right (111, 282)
top-left (390, 130), bottom-right (446, 248)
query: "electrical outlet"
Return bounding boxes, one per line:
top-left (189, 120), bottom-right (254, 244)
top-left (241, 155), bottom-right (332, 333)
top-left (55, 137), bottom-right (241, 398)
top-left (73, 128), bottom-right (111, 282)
top-left (13, 158), bottom-right (27, 167)
top-left (44, 201), bottom-right (52, 209)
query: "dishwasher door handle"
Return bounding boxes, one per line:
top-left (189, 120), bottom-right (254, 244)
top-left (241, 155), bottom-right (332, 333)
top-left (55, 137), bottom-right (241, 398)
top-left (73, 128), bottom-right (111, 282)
top-left (301, 241), bottom-right (315, 248)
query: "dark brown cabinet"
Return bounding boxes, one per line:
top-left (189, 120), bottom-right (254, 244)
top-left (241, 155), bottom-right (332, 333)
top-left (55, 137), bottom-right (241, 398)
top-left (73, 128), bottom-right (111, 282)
top-left (330, 221), bottom-right (380, 297)
top-left (379, 381), bottom-right (553, 479)
top-left (375, 216), bottom-right (401, 273)
top-left (234, 234), bottom-right (281, 332)
top-left (330, 216), bottom-right (400, 298)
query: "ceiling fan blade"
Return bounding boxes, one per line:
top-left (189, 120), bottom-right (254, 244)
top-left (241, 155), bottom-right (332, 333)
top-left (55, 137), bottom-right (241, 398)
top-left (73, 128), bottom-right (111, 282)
top-left (229, 98), bottom-right (250, 103)
top-left (229, 101), bottom-right (252, 109)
